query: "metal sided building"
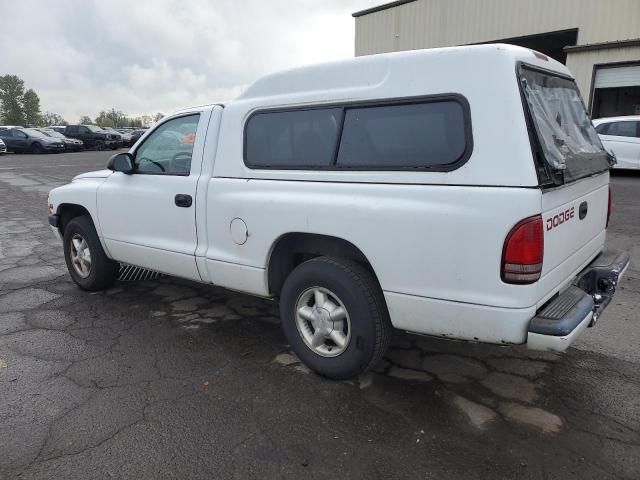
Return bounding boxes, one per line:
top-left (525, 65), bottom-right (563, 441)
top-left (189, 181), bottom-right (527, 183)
top-left (353, 0), bottom-right (640, 118)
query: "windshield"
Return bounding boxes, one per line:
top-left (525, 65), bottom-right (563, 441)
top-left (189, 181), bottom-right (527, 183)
top-left (43, 130), bottom-right (64, 138)
top-left (23, 128), bottom-right (49, 138)
top-left (520, 66), bottom-right (610, 184)
top-left (86, 125), bottom-right (103, 132)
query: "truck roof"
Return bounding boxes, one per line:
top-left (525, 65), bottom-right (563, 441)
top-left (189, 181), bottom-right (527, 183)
top-left (164, 44), bottom-right (569, 120)
top-left (237, 43), bottom-right (570, 102)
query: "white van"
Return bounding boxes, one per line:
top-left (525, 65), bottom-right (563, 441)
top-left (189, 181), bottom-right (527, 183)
top-left (48, 44), bottom-right (628, 379)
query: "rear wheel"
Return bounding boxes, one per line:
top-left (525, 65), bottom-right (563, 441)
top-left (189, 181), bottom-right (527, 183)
top-left (95, 140), bottom-right (105, 151)
top-left (63, 215), bottom-right (119, 291)
top-left (280, 256), bottom-right (392, 380)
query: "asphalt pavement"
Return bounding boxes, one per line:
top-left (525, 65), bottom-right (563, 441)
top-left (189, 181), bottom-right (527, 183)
top-left (0, 151), bottom-right (639, 479)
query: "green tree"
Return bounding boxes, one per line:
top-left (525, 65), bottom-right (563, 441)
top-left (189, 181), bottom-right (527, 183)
top-left (41, 111), bottom-right (67, 126)
top-left (0, 74), bottom-right (26, 125)
top-left (95, 111), bottom-right (112, 128)
top-left (95, 109), bottom-right (125, 128)
top-left (79, 115), bottom-right (94, 124)
top-left (107, 108), bottom-right (125, 127)
top-left (23, 88), bottom-right (42, 126)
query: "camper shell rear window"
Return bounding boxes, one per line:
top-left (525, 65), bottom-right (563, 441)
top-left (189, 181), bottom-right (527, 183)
top-left (518, 65), bottom-right (611, 185)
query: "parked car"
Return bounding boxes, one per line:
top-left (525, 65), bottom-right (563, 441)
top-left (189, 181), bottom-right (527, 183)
top-left (593, 116), bottom-right (640, 170)
top-left (38, 128), bottom-right (84, 152)
top-left (49, 126), bottom-right (67, 134)
top-left (63, 125), bottom-right (119, 150)
top-left (0, 138), bottom-right (6, 155)
top-left (119, 130), bottom-right (133, 146)
top-left (47, 45), bottom-right (628, 380)
top-left (101, 127), bottom-right (124, 148)
top-left (0, 127), bottom-right (65, 153)
top-left (125, 129), bottom-right (147, 147)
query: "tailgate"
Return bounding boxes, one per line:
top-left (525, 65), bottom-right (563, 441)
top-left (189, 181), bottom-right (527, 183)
top-left (537, 172), bottom-right (609, 306)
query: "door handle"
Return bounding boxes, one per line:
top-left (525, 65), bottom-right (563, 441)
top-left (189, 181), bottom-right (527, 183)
top-left (174, 194), bottom-right (192, 208)
top-left (579, 201), bottom-right (588, 220)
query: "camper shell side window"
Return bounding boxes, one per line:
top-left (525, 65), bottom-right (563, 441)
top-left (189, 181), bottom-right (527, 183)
top-left (244, 95), bottom-right (473, 172)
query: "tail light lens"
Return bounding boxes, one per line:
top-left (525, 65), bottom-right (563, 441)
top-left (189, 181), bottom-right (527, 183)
top-left (606, 185), bottom-right (612, 227)
top-left (501, 215), bottom-right (544, 284)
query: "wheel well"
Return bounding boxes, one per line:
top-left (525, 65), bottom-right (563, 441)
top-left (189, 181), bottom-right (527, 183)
top-left (267, 233), bottom-right (378, 296)
top-left (57, 204), bottom-right (91, 235)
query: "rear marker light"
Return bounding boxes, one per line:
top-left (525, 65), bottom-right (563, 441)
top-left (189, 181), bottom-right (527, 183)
top-left (501, 215), bottom-right (544, 285)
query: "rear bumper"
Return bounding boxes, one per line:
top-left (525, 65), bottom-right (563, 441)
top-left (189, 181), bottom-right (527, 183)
top-left (527, 250), bottom-right (630, 352)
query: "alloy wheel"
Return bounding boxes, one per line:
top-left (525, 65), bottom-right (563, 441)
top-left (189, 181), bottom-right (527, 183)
top-left (70, 233), bottom-right (91, 278)
top-left (294, 286), bottom-right (351, 357)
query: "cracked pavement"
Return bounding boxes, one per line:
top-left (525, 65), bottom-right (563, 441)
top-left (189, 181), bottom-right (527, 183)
top-left (1, 151), bottom-right (639, 479)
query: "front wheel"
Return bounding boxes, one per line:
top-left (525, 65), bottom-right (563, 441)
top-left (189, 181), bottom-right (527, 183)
top-left (63, 215), bottom-right (119, 291)
top-left (30, 142), bottom-right (43, 154)
top-left (280, 256), bottom-right (392, 380)
top-left (95, 140), bottom-right (105, 151)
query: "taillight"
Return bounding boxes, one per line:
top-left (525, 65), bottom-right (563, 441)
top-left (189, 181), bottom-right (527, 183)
top-left (606, 185), bottom-right (612, 227)
top-left (501, 215), bottom-right (544, 284)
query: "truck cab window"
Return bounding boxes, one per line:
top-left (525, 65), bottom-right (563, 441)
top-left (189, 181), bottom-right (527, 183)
top-left (134, 114), bottom-right (200, 175)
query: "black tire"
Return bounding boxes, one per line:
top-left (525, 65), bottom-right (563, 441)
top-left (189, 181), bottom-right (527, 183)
top-left (280, 256), bottom-right (392, 380)
top-left (30, 142), bottom-right (43, 154)
top-left (95, 140), bottom-right (105, 151)
top-left (63, 215), bottom-right (119, 291)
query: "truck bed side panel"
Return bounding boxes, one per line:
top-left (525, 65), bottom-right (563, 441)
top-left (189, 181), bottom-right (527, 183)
top-left (203, 178), bottom-right (542, 310)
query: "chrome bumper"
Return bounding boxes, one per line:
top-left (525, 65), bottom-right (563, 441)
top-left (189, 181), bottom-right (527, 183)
top-left (527, 250), bottom-right (630, 352)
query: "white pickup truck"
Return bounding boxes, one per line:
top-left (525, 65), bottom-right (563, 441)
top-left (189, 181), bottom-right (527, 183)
top-left (48, 45), bottom-right (629, 379)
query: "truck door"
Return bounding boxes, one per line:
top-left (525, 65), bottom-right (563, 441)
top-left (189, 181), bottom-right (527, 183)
top-left (96, 108), bottom-right (212, 280)
top-left (65, 126), bottom-right (81, 143)
top-left (77, 126), bottom-right (93, 146)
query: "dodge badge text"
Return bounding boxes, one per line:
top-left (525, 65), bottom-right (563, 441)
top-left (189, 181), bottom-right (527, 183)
top-left (546, 207), bottom-right (576, 231)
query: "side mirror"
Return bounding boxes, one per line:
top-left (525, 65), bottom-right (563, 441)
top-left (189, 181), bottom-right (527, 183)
top-left (107, 152), bottom-right (135, 174)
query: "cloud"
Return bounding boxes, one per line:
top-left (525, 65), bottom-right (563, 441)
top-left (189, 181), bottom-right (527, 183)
top-left (0, 0), bottom-right (378, 122)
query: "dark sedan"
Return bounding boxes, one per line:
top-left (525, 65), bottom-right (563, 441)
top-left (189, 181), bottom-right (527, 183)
top-left (127, 128), bottom-right (148, 146)
top-left (38, 128), bottom-right (84, 152)
top-left (0, 127), bottom-right (65, 153)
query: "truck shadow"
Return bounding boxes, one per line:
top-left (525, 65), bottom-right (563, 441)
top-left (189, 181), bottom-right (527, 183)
top-left (119, 274), bottom-right (639, 443)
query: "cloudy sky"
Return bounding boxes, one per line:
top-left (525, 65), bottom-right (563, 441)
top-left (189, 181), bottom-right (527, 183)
top-left (0, 0), bottom-right (380, 122)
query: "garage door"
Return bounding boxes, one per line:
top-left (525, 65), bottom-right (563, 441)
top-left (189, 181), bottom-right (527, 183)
top-left (595, 64), bottom-right (640, 89)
